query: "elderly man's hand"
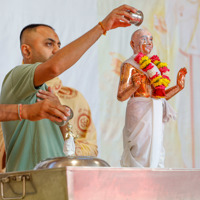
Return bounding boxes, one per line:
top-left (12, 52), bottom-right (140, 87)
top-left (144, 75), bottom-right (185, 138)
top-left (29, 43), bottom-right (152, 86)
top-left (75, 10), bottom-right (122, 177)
top-left (132, 72), bottom-right (142, 87)
top-left (177, 67), bottom-right (187, 89)
top-left (101, 4), bottom-right (137, 31)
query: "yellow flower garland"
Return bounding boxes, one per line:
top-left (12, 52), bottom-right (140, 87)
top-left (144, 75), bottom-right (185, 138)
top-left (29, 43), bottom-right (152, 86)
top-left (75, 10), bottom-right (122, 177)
top-left (140, 59), bottom-right (151, 69)
top-left (151, 75), bottom-right (162, 85)
top-left (139, 56), bottom-right (149, 65)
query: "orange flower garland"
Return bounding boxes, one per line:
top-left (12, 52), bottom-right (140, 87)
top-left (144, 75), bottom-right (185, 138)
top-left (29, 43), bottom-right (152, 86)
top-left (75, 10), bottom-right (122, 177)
top-left (134, 52), bottom-right (171, 98)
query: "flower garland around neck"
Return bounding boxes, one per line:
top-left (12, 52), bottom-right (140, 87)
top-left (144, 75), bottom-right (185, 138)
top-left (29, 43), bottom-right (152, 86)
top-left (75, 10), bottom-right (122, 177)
top-left (134, 52), bottom-right (171, 98)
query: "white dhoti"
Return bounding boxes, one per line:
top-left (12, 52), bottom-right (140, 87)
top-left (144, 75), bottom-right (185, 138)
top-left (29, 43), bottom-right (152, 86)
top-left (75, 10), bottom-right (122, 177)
top-left (120, 97), bottom-right (176, 168)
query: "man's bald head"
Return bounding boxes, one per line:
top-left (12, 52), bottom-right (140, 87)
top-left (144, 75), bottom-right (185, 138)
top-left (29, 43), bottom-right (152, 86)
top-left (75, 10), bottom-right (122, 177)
top-left (131, 29), bottom-right (144, 42)
top-left (20, 24), bottom-right (54, 46)
top-left (130, 29), bottom-right (153, 55)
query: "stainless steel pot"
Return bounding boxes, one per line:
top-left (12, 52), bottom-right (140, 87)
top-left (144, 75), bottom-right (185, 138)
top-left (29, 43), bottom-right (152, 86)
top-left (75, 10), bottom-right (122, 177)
top-left (34, 156), bottom-right (110, 170)
top-left (127, 10), bottom-right (144, 26)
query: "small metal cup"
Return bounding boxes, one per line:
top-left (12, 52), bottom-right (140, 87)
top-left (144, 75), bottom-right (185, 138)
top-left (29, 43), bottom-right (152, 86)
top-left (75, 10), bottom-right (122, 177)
top-left (129, 10), bottom-right (144, 26)
top-left (54, 106), bottom-right (73, 126)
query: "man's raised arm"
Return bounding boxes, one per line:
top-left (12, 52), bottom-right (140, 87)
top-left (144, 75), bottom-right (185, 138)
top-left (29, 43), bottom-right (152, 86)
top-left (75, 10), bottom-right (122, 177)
top-left (34, 5), bottom-right (137, 86)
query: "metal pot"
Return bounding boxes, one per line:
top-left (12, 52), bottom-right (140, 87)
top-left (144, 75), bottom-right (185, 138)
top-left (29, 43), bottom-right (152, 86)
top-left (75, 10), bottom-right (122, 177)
top-left (34, 156), bottom-right (110, 170)
top-left (127, 10), bottom-right (144, 26)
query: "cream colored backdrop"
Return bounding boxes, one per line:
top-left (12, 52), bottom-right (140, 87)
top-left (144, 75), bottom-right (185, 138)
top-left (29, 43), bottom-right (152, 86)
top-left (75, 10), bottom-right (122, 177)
top-left (0, 0), bottom-right (199, 168)
top-left (98, 0), bottom-right (199, 168)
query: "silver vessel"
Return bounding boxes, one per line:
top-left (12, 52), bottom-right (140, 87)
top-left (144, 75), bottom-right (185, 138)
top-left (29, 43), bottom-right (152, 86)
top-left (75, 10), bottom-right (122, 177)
top-left (34, 156), bottom-right (110, 169)
top-left (129, 10), bottom-right (144, 26)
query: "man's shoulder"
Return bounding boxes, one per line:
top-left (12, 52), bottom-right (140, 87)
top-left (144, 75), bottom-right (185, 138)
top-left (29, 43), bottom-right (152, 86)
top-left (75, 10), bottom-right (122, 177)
top-left (0, 62), bottom-right (43, 103)
top-left (121, 62), bottom-right (137, 72)
top-left (122, 55), bottom-right (146, 74)
top-left (4, 63), bottom-right (41, 78)
top-left (122, 56), bottom-right (135, 67)
top-left (122, 62), bottom-right (135, 68)
top-left (13, 62), bottom-right (41, 72)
